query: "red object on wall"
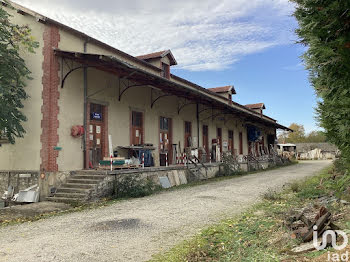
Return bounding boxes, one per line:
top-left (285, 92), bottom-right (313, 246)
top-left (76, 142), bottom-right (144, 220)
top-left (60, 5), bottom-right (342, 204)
top-left (71, 125), bottom-right (84, 137)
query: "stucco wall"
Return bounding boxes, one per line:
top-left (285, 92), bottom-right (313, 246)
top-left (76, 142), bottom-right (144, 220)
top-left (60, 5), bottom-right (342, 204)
top-left (0, 10), bottom-right (278, 172)
top-left (57, 61), bottom-right (253, 170)
top-left (0, 8), bottom-right (44, 171)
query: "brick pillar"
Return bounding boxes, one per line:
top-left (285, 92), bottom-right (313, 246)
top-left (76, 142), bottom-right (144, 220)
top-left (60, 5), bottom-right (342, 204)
top-left (40, 25), bottom-right (60, 172)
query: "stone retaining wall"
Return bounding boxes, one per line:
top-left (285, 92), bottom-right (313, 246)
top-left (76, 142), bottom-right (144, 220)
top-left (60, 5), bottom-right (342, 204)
top-left (89, 164), bottom-right (222, 201)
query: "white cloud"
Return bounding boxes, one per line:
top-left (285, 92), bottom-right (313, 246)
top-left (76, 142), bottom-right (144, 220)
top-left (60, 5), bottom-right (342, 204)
top-left (12, 0), bottom-right (296, 71)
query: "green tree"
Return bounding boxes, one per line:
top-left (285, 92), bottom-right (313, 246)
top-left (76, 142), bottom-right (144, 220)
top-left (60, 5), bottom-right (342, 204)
top-left (305, 130), bottom-right (327, 143)
top-left (278, 123), bottom-right (306, 143)
top-left (291, 0), bottom-right (350, 168)
top-left (0, 2), bottom-right (38, 143)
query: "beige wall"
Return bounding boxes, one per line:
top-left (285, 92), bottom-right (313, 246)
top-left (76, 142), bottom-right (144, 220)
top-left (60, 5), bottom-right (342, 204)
top-left (57, 61), bottom-right (256, 170)
top-left (0, 10), bottom-right (278, 171)
top-left (0, 8), bottom-right (45, 171)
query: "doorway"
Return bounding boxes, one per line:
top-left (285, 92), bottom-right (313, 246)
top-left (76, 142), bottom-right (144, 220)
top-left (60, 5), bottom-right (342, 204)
top-left (159, 116), bottom-right (172, 166)
top-left (89, 103), bottom-right (105, 168)
top-left (184, 121), bottom-right (192, 148)
top-left (202, 125), bottom-right (209, 161)
top-left (228, 130), bottom-right (234, 155)
top-left (131, 111), bottom-right (144, 146)
top-left (217, 128), bottom-right (222, 154)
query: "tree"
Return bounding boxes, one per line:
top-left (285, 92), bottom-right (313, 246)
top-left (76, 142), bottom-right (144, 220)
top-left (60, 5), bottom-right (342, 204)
top-left (0, 2), bottom-right (38, 143)
top-left (306, 130), bottom-right (327, 143)
top-left (291, 0), bottom-right (350, 168)
top-left (278, 123), bottom-right (305, 143)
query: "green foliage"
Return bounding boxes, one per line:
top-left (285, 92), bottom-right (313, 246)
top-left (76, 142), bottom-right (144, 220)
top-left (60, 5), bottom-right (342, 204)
top-left (291, 0), bottom-right (350, 168)
top-left (262, 189), bottom-right (282, 201)
top-left (152, 165), bottom-right (350, 262)
top-left (278, 123), bottom-right (327, 143)
top-left (114, 175), bottom-right (161, 199)
top-left (0, 3), bottom-right (39, 143)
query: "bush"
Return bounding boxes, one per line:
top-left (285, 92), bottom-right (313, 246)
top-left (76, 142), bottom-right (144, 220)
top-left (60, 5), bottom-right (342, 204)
top-left (262, 189), bottom-right (282, 201)
top-left (114, 175), bottom-right (162, 199)
top-left (289, 181), bottom-right (300, 193)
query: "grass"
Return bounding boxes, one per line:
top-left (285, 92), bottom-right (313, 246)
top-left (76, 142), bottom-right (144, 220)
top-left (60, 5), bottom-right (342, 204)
top-left (0, 160), bottom-right (297, 227)
top-left (151, 163), bottom-right (350, 262)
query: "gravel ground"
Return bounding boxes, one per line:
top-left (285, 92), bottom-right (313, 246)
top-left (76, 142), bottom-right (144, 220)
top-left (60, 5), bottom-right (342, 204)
top-left (0, 160), bottom-right (331, 262)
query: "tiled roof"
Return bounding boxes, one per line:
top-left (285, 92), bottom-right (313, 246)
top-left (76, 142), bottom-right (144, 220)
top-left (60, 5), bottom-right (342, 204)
top-left (136, 50), bottom-right (177, 65)
top-left (136, 50), bottom-right (168, 60)
top-left (245, 103), bottom-right (266, 109)
top-left (208, 86), bottom-right (236, 94)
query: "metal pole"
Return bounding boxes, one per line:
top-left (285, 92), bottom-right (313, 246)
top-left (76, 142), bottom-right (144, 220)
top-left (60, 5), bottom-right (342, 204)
top-left (83, 40), bottom-right (88, 169)
top-left (196, 103), bottom-right (200, 148)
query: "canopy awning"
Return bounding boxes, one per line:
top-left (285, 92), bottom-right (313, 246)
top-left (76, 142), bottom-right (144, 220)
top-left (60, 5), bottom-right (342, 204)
top-left (54, 49), bottom-right (292, 131)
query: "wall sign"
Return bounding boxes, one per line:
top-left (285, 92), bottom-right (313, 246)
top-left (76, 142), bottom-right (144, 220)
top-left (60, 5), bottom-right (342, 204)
top-left (92, 112), bottom-right (102, 120)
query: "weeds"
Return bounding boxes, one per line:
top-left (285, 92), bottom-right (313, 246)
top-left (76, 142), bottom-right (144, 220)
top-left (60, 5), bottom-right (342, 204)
top-left (289, 181), bottom-right (301, 193)
top-left (151, 164), bottom-right (350, 262)
top-left (262, 189), bottom-right (282, 201)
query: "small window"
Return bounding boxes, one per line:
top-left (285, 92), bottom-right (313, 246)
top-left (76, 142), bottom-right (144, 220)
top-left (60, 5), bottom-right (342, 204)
top-left (90, 103), bottom-right (103, 121)
top-left (132, 111), bottom-right (143, 127)
top-left (161, 63), bottom-right (170, 79)
top-left (160, 117), bottom-right (169, 131)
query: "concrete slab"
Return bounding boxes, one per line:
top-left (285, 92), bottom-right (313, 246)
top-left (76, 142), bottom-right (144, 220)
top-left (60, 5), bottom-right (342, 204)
top-left (167, 172), bottom-right (176, 187)
top-left (158, 177), bottom-right (171, 189)
top-left (172, 170), bottom-right (181, 186)
top-left (178, 171), bottom-right (188, 185)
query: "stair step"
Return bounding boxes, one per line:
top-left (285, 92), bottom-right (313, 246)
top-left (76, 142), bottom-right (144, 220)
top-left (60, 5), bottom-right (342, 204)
top-left (62, 183), bottom-right (95, 189)
top-left (53, 192), bottom-right (86, 199)
top-left (66, 179), bottom-right (101, 184)
top-left (46, 196), bottom-right (82, 203)
top-left (71, 175), bottom-right (106, 180)
top-left (56, 188), bottom-right (90, 193)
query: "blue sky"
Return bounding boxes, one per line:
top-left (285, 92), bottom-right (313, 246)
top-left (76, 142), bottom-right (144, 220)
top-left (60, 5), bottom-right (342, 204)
top-left (174, 44), bottom-right (319, 133)
top-left (13, 0), bottom-right (320, 133)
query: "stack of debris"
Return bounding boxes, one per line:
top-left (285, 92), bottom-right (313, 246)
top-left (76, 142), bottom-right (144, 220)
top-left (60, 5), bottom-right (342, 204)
top-left (286, 206), bottom-right (343, 253)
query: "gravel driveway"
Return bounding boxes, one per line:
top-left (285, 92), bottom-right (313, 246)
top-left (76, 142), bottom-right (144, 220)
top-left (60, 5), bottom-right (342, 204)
top-left (0, 160), bottom-right (331, 262)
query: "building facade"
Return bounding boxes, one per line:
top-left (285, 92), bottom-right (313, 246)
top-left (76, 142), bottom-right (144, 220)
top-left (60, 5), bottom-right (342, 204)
top-left (0, 1), bottom-right (290, 172)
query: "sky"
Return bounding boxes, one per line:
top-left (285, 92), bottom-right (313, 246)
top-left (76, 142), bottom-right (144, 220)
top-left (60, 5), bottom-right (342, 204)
top-left (13, 0), bottom-right (320, 133)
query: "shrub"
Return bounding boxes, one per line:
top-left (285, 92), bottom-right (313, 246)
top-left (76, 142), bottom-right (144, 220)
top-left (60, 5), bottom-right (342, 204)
top-left (114, 175), bottom-right (161, 199)
top-left (262, 189), bottom-right (282, 201)
top-left (289, 181), bottom-right (300, 193)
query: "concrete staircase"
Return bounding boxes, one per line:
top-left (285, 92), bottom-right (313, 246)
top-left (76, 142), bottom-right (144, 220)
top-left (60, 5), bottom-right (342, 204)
top-left (46, 171), bottom-right (107, 203)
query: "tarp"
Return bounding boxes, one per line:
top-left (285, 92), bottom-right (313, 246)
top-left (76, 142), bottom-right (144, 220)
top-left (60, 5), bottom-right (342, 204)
top-left (247, 125), bottom-right (261, 142)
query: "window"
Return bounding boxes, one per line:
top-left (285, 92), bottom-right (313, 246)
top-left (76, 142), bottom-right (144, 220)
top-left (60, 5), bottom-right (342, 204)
top-left (160, 116), bottom-right (169, 131)
top-left (161, 63), bottom-right (170, 79)
top-left (90, 103), bottom-right (103, 121)
top-left (132, 111), bottom-right (143, 127)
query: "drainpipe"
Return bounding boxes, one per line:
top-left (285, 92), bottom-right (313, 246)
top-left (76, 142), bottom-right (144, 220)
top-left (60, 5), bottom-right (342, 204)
top-left (83, 40), bottom-right (88, 169)
top-left (196, 103), bottom-right (200, 148)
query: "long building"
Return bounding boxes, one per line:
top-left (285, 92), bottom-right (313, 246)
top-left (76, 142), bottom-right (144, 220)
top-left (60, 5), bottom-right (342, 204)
top-left (0, 1), bottom-right (290, 173)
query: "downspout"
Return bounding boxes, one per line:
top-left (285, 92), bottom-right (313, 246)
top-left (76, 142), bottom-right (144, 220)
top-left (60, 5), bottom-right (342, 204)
top-left (83, 40), bottom-right (88, 169)
top-left (196, 103), bottom-right (200, 148)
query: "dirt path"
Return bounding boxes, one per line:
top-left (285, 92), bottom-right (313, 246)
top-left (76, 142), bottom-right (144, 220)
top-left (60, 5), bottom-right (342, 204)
top-left (0, 160), bottom-right (331, 262)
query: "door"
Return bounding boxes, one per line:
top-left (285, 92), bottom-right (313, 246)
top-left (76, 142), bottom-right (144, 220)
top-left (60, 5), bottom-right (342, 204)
top-left (217, 128), bottom-right (222, 154)
top-left (202, 125), bottom-right (209, 161)
top-left (228, 130), bottom-right (234, 155)
top-left (131, 111), bottom-right (143, 146)
top-left (184, 121), bottom-right (192, 148)
top-left (239, 132), bottom-right (243, 155)
top-left (159, 116), bottom-right (172, 165)
top-left (89, 103), bottom-right (104, 168)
